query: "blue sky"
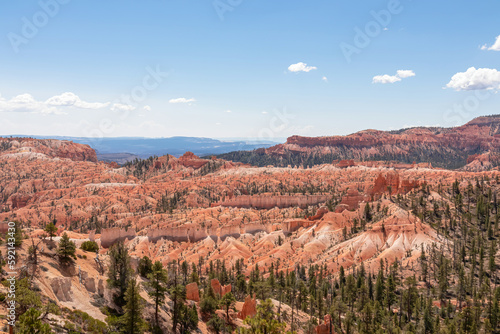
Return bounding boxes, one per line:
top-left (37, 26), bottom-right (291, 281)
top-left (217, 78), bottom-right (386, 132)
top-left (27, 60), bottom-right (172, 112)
top-left (0, 0), bottom-right (499, 140)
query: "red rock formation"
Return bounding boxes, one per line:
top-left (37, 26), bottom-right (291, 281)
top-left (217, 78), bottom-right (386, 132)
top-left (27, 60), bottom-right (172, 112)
top-left (0, 137), bottom-right (97, 162)
top-left (265, 115), bottom-right (500, 168)
top-left (212, 194), bottom-right (330, 209)
top-left (340, 189), bottom-right (369, 211)
top-left (337, 159), bottom-right (356, 168)
top-left (147, 227), bottom-right (208, 243)
top-left (100, 227), bottom-right (136, 248)
top-left (177, 151), bottom-right (209, 169)
top-left (370, 171), bottom-right (400, 196)
top-left (282, 219), bottom-right (314, 234)
top-left (0, 222), bottom-right (8, 234)
top-left (211, 278), bottom-right (231, 297)
top-left (370, 171), bottom-right (419, 197)
top-left (308, 207), bottom-right (329, 221)
top-left (315, 315), bottom-right (335, 334)
top-left (186, 282), bottom-right (200, 302)
top-left (238, 294), bottom-right (257, 320)
top-left (8, 194), bottom-right (31, 209)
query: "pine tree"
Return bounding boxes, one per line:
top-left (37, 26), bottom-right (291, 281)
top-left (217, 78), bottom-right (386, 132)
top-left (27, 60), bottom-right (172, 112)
top-left (107, 241), bottom-right (132, 308)
top-left (178, 304), bottom-right (199, 334)
top-left (137, 256), bottom-right (153, 278)
top-left (44, 222), bottom-right (57, 241)
top-left (364, 203), bottom-right (373, 222)
top-left (171, 284), bottom-right (187, 333)
top-left (121, 279), bottom-right (146, 334)
top-left (145, 261), bottom-right (168, 331)
top-left (242, 298), bottom-right (286, 334)
top-left (57, 232), bottom-right (76, 266)
top-left (220, 291), bottom-right (236, 321)
top-left (16, 308), bottom-right (52, 334)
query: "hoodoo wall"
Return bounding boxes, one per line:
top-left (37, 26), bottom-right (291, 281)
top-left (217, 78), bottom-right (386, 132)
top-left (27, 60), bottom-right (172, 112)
top-left (100, 227), bottom-right (136, 248)
top-left (212, 194), bottom-right (330, 209)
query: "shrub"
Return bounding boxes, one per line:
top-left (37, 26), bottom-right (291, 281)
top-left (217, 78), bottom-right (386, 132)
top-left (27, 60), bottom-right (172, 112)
top-left (80, 241), bottom-right (99, 253)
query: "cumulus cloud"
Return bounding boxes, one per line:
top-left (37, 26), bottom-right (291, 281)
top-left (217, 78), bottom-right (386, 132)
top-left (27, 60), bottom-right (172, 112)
top-left (225, 110), bottom-right (232, 113)
top-left (288, 62), bottom-right (317, 73)
top-left (373, 70), bottom-right (415, 84)
top-left (480, 35), bottom-right (500, 51)
top-left (169, 97), bottom-right (196, 104)
top-left (143, 105), bottom-right (151, 112)
top-left (396, 70), bottom-right (416, 78)
top-left (0, 93), bottom-right (55, 114)
top-left (446, 67), bottom-right (500, 91)
top-left (0, 92), bottom-right (110, 114)
top-left (45, 92), bottom-right (109, 109)
top-left (322, 76), bottom-right (328, 82)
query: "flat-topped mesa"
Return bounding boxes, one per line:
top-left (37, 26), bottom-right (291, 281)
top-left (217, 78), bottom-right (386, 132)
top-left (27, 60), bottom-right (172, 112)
top-left (211, 194), bottom-right (330, 209)
top-left (256, 115), bottom-right (500, 169)
top-left (0, 137), bottom-right (97, 162)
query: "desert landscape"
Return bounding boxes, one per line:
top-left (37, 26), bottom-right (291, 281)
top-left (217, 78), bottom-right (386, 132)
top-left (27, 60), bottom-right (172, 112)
top-left (1, 1), bottom-right (499, 333)
top-left (0, 116), bottom-right (499, 333)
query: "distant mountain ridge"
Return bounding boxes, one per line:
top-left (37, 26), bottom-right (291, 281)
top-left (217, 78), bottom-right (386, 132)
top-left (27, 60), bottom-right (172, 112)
top-left (2, 135), bottom-right (278, 163)
top-left (218, 115), bottom-right (500, 169)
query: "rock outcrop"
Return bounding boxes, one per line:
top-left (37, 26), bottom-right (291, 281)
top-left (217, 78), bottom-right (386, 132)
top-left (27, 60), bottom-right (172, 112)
top-left (315, 315), bottom-right (334, 334)
top-left (340, 189), bottom-right (369, 211)
top-left (211, 279), bottom-right (231, 297)
top-left (370, 170), bottom-right (419, 197)
top-left (238, 294), bottom-right (257, 320)
top-left (249, 115), bottom-right (500, 169)
top-left (51, 277), bottom-right (73, 302)
top-left (212, 194), bottom-right (330, 209)
top-left (147, 227), bottom-right (208, 243)
top-left (177, 151), bottom-right (209, 169)
top-left (100, 227), bottom-right (136, 248)
top-left (0, 137), bottom-right (97, 162)
top-left (308, 206), bottom-right (329, 221)
top-left (186, 282), bottom-right (200, 302)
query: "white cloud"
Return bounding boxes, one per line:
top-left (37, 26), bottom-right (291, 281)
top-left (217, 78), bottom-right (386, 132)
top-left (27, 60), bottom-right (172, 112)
top-left (373, 69), bottom-right (415, 84)
top-left (446, 67), bottom-right (500, 91)
top-left (262, 111), bottom-right (268, 114)
top-left (225, 110), bottom-right (232, 113)
top-left (0, 92), bottom-right (111, 114)
top-left (143, 105), bottom-right (151, 112)
top-left (169, 97), bottom-right (196, 104)
top-left (480, 35), bottom-right (500, 51)
top-left (372, 74), bottom-right (401, 84)
top-left (288, 62), bottom-right (317, 73)
top-left (396, 70), bottom-right (415, 78)
top-left (45, 92), bottom-right (109, 109)
top-left (322, 76), bottom-right (328, 82)
top-left (0, 93), bottom-right (56, 114)
top-left (111, 103), bottom-right (136, 112)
